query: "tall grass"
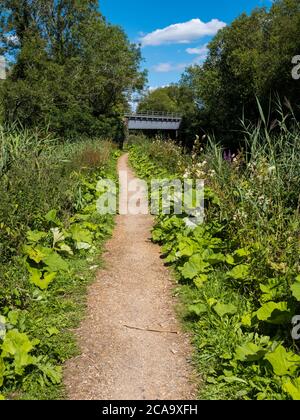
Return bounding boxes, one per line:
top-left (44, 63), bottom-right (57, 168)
top-left (0, 124), bottom-right (56, 177)
top-left (0, 125), bottom-right (114, 263)
top-left (204, 106), bottom-right (300, 242)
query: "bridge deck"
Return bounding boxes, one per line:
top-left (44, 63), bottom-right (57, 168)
top-left (125, 111), bottom-right (182, 131)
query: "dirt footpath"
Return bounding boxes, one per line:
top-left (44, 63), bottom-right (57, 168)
top-left (64, 154), bottom-right (196, 400)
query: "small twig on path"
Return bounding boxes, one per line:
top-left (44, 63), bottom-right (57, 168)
top-left (123, 324), bottom-right (178, 334)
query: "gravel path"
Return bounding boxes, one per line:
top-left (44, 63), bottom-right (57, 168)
top-left (64, 154), bottom-right (196, 400)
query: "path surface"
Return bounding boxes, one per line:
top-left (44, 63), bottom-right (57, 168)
top-left (64, 154), bottom-right (196, 400)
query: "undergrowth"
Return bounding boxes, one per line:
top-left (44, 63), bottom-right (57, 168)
top-left (0, 126), bottom-right (119, 399)
top-left (128, 116), bottom-right (300, 401)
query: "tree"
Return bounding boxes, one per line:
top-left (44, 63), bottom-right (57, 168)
top-left (137, 86), bottom-right (180, 113)
top-left (180, 0), bottom-right (300, 148)
top-left (0, 0), bottom-right (146, 136)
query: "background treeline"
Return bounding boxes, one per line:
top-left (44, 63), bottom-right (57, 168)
top-left (0, 0), bottom-right (146, 137)
top-left (138, 0), bottom-right (300, 148)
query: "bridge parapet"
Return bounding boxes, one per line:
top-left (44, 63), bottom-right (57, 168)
top-left (126, 110), bottom-right (181, 118)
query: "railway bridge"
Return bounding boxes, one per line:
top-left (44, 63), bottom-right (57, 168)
top-left (125, 111), bottom-right (182, 133)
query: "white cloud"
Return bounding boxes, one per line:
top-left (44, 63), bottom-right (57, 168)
top-left (140, 18), bottom-right (226, 47)
top-left (186, 44), bottom-right (208, 56)
top-left (153, 62), bottom-right (187, 73)
top-left (153, 63), bottom-right (173, 73)
top-left (186, 44), bottom-right (209, 64)
top-left (149, 85), bottom-right (168, 91)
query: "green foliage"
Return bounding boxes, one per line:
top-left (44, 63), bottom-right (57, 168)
top-left (0, 0), bottom-right (146, 137)
top-left (137, 85), bottom-right (193, 114)
top-left (283, 377), bottom-right (300, 400)
top-left (291, 277), bottom-right (300, 302)
top-left (255, 302), bottom-right (292, 325)
top-left (178, 0), bottom-right (300, 148)
top-left (265, 346), bottom-right (300, 377)
top-left (130, 133), bottom-right (300, 400)
top-left (0, 129), bottom-right (117, 398)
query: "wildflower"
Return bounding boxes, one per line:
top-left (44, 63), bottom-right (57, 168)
top-left (196, 170), bottom-right (205, 178)
top-left (268, 166), bottom-right (276, 175)
top-left (233, 209), bottom-right (247, 221)
top-left (224, 150), bottom-right (232, 162)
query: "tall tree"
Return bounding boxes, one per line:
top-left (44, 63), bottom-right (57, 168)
top-left (0, 0), bottom-right (146, 136)
top-left (180, 0), bottom-right (300, 147)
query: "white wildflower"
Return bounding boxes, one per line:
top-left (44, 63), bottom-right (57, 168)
top-left (268, 166), bottom-right (276, 175)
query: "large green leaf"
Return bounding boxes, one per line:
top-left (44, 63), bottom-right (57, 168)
top-left (234, 248), bottom-right (251, 258)
top-left (26, 230), bottom-right (47, 243)
top-left (69, 224), bottom-right (94, 246)
top-left (28, 268), bottom-right (57, 290)
top-left (1, 330), bottom-right (38, 375)
top-left (188, 303), bottom-right (208, 317)
top-left (214, 303), bottom-right (237, 318)
top-left (256, 301), bottom-right (291, 324)
top-left (194, 274), bottom-right (208, 289)
top-left (204, 252), bottom-right (225, 265)
top-left (23, 245), bottom-right (49, 264)
top-left (45, 209), bottom-right (61, 226)
top-left (235, 342), bottom-right (267, 362)
top-left (177, 239), bottom-right (196, 258)
top-left (264, 345), bottom-right (300, 376)
top-left (291, 276), bottom-right (300, 302)
top-left (180, 254), bottom-right (210, 280)
top-left (43, 252), bottom-right (69, 272)
top-left (226, 255), bottom-right (236, 265)
top-left (282, 377), bottom-right (300, 400)
top-left (259, 278), bottom-right (285, 303)
top-left (227, 264), bottom-right (250, 281)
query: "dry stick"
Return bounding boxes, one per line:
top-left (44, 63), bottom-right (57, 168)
top-left (123, 324), bottom-right (178, 335)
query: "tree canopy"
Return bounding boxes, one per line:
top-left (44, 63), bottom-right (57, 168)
top-left (178, 0), bottom-right (300, 147)
top-left (0, 0), bottom-right (146, 136)
top-left (137, 85), bottom-right (193, 114)
top-left (137, 0), bottom-right (300, 149)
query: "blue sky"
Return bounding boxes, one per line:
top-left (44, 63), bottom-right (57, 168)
top-left (101, 0), bottom-right (272, 89)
